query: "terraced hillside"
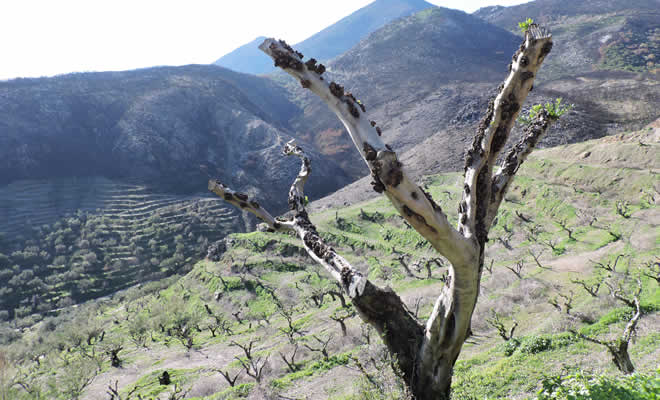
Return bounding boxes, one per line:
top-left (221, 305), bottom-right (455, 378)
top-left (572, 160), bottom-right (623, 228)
top-left (1, 124), bottom-right (656, 400)
top-left (0, 177), bottom-right (244, 320)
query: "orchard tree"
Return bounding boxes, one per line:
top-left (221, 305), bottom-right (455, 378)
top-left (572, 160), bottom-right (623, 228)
top-left (210, 24), bottom-right (559, 399)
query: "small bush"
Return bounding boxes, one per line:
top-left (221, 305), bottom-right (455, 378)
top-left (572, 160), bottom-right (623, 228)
top-left (535, 370), bottom-right (660, 400)
top-left (503, 338), bottom-right (521, 356)
top-left (520, 336), bottom-right (552, 354)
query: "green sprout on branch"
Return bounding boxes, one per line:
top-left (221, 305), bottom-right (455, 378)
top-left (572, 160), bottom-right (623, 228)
top-left (518, 98), bottom-right (574, 125)
top-left (518, 18), bottom-right (534, 34)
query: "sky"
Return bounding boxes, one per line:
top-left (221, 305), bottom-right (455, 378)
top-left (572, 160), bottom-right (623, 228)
top-left (0, 0), bottom-right (531, 80)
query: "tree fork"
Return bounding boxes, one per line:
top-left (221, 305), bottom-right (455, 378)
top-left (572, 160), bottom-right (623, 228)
top-left (210, 24), bottom-right (555, 399)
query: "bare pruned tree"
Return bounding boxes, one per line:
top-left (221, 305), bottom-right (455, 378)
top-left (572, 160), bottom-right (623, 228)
top-left (278, 343), bottom-right (300, 373)
top-left (555, 217), bottom-right (575, 241)
top-left (615, 200), bottom-right (632, 219)
top-left (527, 247), bottom-right (547, 270)
top-left (592, 254), bottom-right (624, 273)
top-left (571, 279), bottom-right (642, 374)
top-left (548, 290), bottom-right (574, 315)
top-left (504, 260), bottom-right (525, 279)
top-left (231, 340), bottom-right (269, 383)
top-left (485, 310), bottom-right (518, 341)
top-left (330, 305), bottom-right (357, 336)
top-left (301, 333), bottom-right (333, 361)
top-left (215, 368), bottom-right (242, 387)
top-left (642, 258), bottom-right (660, 284)
top-left (209, 23), bottom-right (558, 399)
top-left (571, 276), bottom-right (603, 298)
top-left (106, 380), bottom-right (140, 400)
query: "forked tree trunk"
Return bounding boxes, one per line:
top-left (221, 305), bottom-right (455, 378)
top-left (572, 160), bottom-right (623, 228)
top-left (609, 341), bottom-right (635, 374)
top-left (210, 24), bottom-right (556, 400)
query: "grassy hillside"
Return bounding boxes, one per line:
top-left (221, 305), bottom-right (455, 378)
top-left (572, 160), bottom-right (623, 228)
top-left (0, 125), bottom-right (658, 399)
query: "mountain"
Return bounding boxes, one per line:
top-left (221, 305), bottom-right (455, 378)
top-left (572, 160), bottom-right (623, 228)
top-left (212, 36), bottom-right (273, 76)
top-left (0, 65), bottom-right (350, 201)
top-left (282, 7), bottom-right (522, 179)
top-left (284, 2), bottom-right (660, 184)
top-left (214, 0), bottom-right (435, 74)
top-left (474, 0), bottom-right (660, 78)
top-left (0, 65), bottom-right (352, 318)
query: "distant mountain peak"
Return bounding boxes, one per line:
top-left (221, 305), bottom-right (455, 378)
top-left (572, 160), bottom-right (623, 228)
top-left (213, 0), bottom-right (435, 75)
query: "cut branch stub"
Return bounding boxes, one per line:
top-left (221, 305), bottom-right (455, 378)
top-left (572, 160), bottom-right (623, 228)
top-left (283, 140), bottom-right (311, 212)
top-left (208, 180), bottom-right (289, 232)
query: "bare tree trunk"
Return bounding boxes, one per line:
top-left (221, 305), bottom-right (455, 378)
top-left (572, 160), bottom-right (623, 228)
top-left (609, 341), bottom-right (635, 374)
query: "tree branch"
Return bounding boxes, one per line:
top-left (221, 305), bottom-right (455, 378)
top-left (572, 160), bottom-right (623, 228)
top-left (259, 38), bottom-right (474, 269)
top-left (487, 109), bottom-right (554, 228)
top-left (459, 25), bottom-right (552, 243)
top-left (207, 180), bottom-right (291, 232)
top-left (209, 140), bottom-right (425, 385)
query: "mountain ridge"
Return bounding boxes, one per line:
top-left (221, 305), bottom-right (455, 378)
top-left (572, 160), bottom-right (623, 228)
top-left (214, 0), bottom-right (435, 74)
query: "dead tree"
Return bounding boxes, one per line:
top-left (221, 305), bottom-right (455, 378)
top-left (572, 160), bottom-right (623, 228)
top-left (485, 310), bottom-right (517, 341)
top-left (571, 279), bottom-right (642, 374)
top-left (210, 25), bottom-right (556, 400)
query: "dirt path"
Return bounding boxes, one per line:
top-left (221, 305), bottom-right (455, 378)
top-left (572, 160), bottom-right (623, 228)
top-left (546, 241), bottom-right (625, 274)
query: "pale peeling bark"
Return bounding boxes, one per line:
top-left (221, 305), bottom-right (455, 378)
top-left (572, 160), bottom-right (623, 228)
top-left (208, 25), bottom-right (556, 400)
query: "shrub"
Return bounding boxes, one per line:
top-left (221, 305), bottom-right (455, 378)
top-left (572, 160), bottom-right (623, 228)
top-left (520, 336), bottom-right (552, 354)
top-left (503, 338), bottom-right (521, 356)
top-left (535, 370), bottom-right (660, 400)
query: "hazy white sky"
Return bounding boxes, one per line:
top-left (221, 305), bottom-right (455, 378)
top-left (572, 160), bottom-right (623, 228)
top-left (0, 0), bottom-right (531, 80)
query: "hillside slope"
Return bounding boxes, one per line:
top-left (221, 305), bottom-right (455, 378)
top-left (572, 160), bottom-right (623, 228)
top-left (474, 0), bottom-right (660, 78)
top-left (2, 123), bottom-right (656, 400)
top-left (284, 3), bottom-right (659, 183)
top-left (0, 65), bottom-right (352, 318)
